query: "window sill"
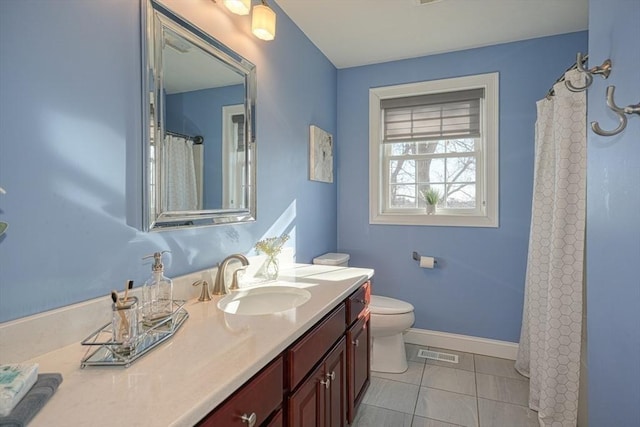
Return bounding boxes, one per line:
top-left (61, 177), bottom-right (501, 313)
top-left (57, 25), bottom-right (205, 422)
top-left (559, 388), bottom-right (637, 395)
top-left (369, 212), bottom-right (498, 228)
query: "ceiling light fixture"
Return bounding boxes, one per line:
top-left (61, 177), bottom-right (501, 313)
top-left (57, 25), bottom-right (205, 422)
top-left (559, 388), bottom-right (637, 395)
top-left (251, 0), bottom-right (276, 41)
top-left (223, 0), bottom-right (250, 16)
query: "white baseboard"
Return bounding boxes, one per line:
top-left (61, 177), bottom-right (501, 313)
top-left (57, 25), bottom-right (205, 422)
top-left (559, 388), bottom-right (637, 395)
top-left (404, 328), bottom-right (519, 360)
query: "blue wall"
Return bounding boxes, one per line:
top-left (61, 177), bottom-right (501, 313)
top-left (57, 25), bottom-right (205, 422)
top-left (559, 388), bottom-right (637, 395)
top-left (0, 0), bottom-right (338, 322)
top-left (336, 32), bottom-right (588, 343)
top-left (586, 0), bottom-right (640, 424)
top-left (166, 84), bottom-right (244, 208)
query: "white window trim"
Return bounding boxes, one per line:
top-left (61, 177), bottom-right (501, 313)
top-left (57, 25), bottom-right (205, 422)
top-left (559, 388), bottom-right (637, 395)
top-left (369, 73), bottom-right (499, 227)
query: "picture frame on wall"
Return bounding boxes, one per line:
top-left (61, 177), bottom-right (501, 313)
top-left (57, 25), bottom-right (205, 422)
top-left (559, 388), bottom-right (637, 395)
top-left (309, 125), bottom-right (334, 183)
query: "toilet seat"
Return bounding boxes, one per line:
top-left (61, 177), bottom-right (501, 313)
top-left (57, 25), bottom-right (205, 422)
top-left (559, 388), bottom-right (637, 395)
top-left (369, 295), bottom-right (414, 315)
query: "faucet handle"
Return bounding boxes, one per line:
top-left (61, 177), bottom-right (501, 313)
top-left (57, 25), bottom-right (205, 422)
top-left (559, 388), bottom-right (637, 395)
top-left (229, 267), bottom-right (248, 291)
top-left (192, 279), bottom-right (212, 302)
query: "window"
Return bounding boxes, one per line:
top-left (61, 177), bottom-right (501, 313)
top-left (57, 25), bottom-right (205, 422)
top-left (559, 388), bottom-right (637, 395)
top-left (369, 73), bottom-right (499, 227)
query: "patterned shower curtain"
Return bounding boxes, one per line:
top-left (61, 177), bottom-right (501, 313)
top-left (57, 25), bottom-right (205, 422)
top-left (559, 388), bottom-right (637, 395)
top-left (164, 134), bottom-right (198, 212)
top-left (515, 69), bottom-right (586, 427)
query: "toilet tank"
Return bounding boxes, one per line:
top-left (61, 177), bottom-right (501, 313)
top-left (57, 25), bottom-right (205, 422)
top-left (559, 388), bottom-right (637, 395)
top-left (313, 252), bottom-right (350, 267)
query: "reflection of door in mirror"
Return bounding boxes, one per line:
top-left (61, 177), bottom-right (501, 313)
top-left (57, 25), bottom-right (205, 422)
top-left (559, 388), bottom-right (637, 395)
top-left (222, 105), bottom-right (246, 209)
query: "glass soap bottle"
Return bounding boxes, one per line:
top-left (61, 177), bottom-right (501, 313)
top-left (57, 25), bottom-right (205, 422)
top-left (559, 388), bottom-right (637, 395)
top-left (142, 251), bottom-right (173, 325)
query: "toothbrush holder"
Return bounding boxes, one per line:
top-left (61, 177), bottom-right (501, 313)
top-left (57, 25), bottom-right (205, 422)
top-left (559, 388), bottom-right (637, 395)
top-left (111, 296), bottom-right (139, 356)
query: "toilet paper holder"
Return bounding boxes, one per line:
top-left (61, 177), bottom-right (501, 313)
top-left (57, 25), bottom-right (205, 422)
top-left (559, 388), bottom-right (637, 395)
top-left (412, 251), bottom-right (437, 265)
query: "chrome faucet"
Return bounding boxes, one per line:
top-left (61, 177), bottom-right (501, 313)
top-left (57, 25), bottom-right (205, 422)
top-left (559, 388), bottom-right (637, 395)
top-left (212, 254), bottom-right (249, 295)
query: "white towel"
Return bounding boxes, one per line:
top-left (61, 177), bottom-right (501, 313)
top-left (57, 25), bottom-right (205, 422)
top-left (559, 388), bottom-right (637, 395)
top-left (0, 364), bottom-right (39, 416)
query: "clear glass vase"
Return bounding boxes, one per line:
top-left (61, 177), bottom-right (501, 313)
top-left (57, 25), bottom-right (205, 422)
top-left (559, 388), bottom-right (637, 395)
top-left (264, 255), bottom-right (279, 280)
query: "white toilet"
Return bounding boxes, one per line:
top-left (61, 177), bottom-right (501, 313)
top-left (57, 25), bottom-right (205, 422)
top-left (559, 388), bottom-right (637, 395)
top-left (312, 253), bottom-right (416, 373)
top-left (369, 295), bottom-right (415, 373)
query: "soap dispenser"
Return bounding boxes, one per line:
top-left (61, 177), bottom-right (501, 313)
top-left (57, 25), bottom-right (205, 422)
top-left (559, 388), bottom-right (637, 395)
top-left (142, 251), bottom-right (173, 325)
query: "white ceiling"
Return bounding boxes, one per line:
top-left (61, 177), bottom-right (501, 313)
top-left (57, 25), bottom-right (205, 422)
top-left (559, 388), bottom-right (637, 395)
top-left (275, 0), bottom-right (589, 69)
top-left (163, 44), bottom-right (243, 94)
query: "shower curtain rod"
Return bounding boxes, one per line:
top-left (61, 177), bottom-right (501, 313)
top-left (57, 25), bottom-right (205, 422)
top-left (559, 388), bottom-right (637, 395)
top-left (166, 130), bottom-right (204, 145)
top-left (546, 54), bottom-right (589, 98)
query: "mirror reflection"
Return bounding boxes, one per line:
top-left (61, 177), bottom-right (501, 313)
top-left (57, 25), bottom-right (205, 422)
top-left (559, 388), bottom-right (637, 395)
top-left (143, 0), bottom-right (256, 230)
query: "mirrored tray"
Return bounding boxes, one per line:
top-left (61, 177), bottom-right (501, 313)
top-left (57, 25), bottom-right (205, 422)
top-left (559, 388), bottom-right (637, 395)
top-left (80, 300), bottom-right (189, 368)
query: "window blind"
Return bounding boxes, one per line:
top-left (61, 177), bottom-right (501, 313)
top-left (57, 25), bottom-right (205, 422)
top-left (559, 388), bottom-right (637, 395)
top-left (382, 88), bottom-right (484, 143)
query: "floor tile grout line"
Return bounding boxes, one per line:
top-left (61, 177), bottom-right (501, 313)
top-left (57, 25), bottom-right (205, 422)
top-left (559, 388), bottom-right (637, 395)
top-left (409, 361), bottom-right (426, 416)
top-left (417, 385), bottom-right (477, 398)
top-left (370, 373), bottom-right (423, 388)
top-left (418, 384), bottom-right (481, 399)
top-left (474, 370), bottom-right (529, 382)
top-left (474, 353), bottom-right (481, 427)
top-left (361, 401), bottom-right (414, 417)
top-left (476, 395), bottom-right (532, 408)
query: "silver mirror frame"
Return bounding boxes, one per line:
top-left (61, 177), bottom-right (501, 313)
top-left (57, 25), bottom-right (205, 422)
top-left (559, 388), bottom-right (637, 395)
top-left (141, 0), bottom-right (257, 231)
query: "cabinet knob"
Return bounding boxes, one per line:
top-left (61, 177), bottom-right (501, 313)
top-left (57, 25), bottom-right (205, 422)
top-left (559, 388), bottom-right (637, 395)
top-left (240, 412), bottom-right (257, 427)
top-left (356, 299), bottom-right (367, 304)
top-left (326, 371), bottom-right (335, 381)
top-left (320, 378), bottom-right (330, 389)
top-left (352, 339), bottom-right (359, 347)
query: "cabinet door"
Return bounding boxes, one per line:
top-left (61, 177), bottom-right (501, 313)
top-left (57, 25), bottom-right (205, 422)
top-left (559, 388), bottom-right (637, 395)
top-left (288, 363), bottom-right (326, 427)
top-left (347, 314), bottom-right (370, 424)
top-left (325, 337), bottom-right (347, 427)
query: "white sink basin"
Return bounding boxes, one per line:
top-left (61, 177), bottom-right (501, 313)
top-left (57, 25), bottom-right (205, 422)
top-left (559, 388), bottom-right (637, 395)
top-left (217, 285), bottom-right (311, 315)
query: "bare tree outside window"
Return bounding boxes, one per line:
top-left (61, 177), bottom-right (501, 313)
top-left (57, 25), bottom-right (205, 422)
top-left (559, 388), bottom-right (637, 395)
top-left (386, 138), bottom-right (477, 210)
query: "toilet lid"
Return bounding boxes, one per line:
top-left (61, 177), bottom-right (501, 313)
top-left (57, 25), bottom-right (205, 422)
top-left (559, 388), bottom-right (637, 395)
top-left (369, 295), bottom-right (414, 315)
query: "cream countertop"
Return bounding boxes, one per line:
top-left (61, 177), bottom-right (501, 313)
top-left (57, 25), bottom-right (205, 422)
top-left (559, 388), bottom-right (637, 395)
top-left (19, 264), bottom-right (373, 427)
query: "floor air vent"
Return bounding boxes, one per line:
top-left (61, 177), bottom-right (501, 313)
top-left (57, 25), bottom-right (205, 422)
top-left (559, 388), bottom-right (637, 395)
top-left (417, 349), bottom-right (459, 363)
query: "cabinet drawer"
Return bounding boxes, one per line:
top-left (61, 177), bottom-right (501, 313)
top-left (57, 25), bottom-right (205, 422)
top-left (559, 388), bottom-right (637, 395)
top-left (198, 356), bottom-right (283, 426)
top-left (346, 281), bottom-right (370, 326)
top-left (288, 303), bottom-right (346, 390)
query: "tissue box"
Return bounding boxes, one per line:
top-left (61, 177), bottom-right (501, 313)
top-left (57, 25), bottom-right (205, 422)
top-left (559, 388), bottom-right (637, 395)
top-left (0, 364), bottom-right (39, 416)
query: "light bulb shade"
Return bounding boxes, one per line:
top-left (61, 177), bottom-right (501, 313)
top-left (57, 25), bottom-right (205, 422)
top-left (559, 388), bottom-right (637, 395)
top-left (252, 4), bottom-right (276, 41)
top-left (223, 0), bottom-right (250, 15)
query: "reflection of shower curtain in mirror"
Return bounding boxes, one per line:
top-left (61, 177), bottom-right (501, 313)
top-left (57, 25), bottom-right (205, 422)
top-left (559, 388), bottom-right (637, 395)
top-left (164, 135), bottom-right (199, 211)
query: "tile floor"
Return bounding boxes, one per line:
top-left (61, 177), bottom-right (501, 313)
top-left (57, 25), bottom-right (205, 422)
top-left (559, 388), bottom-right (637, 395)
top-left (352, 344), bottom-right (539, 427)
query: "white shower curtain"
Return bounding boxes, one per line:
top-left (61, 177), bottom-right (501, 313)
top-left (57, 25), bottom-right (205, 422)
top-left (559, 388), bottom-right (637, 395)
top-left (164, 134), bottom-right (198, 211)
top-left (515, 69), bottom-right (586, 427)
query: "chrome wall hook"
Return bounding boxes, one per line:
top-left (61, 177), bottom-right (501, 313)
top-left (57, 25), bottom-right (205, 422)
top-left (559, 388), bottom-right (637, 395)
top-left (565, 52), bottom-right (612, 92)
top-left (591, 86), bottom-right (640, 137)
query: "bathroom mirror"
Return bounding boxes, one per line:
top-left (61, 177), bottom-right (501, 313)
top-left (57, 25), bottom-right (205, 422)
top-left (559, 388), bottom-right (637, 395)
top-left (142, 0), bottom-right (256, 231)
